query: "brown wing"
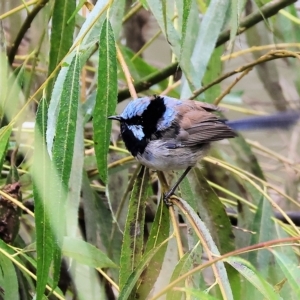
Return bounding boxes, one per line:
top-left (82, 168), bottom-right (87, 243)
top-left (175, 101), bottom-right (236, 146)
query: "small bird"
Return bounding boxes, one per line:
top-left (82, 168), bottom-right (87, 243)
top-left (108, 95), bottom-right (299, 202)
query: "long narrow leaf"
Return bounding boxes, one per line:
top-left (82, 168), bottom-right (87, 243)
top-left (51, 53), bottom-right (81, 288)
top-left (0, 252), bottom-right (19, 300)
top-left (188, 168), bottom-right (235, 253)
top-left (63, 237), bottom-right (118, 268)
top-left (136, 201), bottom-right (170, 298)
top-left (66, 109), bottom-right (84, 237)
top-left (226, 256), bottom-right (282, 300)
top-left (93, 18), bottom-right (117, 184)
top-left (0, 125), bottom-right (12, 175)
top-left (181, 0), bottom-right (230, 98)
top-left (118, 237), bottom-right (171, 300)
top-left (33, 97), bottom-right (54, 300)
top-left (271, 250), bottom-right (300, 298)
top-left (46, 0), bottom-right (76, 99)
top-left (180, 0), bottom-right (192, 59)
top-left (178, 197), bottom-right (234, 300)
top-left (119, 166), bottom-right (149, 291)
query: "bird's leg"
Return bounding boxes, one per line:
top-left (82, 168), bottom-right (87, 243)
top-left (163, 166), bottom-right (192, 204)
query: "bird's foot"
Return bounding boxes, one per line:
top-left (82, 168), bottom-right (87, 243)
top-left (163, 190), bottom-right (174, 206)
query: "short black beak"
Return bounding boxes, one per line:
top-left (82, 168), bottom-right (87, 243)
top-left (108, 115), bottom-right (121, 121)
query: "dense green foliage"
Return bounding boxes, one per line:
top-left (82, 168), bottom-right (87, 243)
top-left (0, 0), bottom-right (300, 299)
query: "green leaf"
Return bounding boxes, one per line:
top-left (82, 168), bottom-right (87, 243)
top-left (51, 52), bottom-right (81, 288)
top-left (177, 288), bottom-right (219, 300)
top-left (271, 250), bottom-right (300, 298)
top-left (188, 168), bottom-right (235, 253)
top-left (145, 0), bottom-right (184, 69)
top-left (228, 0), bottom-right (244, 51)
top-left (0, 240), bottom-right (64, 298)
top-left (226, 256), bottom-right (282, 300)
top-left (181, 0), bottom-right (230, 98)
top-left (230, 135), bottom-right (265, 179)
top-left (244, 3), bottom-right (287, 111)
top-left (202, 46), bottom-right (224, 102)
top-left (33, 97), bottom-right (54, 299)
top-left (62, 237), bottom-right (118, 268)
top-left (82, 90), bottom-right (96, 124)
top-left (118, 238), bottom-right (170, 300)
top-left (180, 0), bottom-right (192, 60)
top-left (73, 0), bottom-right (108, 45)
top-left (166, 251), bottom-right (194, 300)
top-left (93, 18), bottom-right (117, 184)
top-left (119, 166), bottom-right (149, 291)
top-left (5, 65), bottom-right (26, 120)
top-left (248, 195), bottom-right (275, 275)
top-left (66, 109), bottom-right (84, 237)
top-left (0, 252), bottom-right (19, 300)
top-left (109, 0), bottom-right (126, 38)
top-left (47, 0), bottom-right (76, 99)
top-left (82, 170), bottom-right (123, 273)
top-left (46, 0), bottom-right (109, 153)
top-left (136, 201), bottom-right (170, 299)
top-left (0, 125), bottom-right (12, 176)
top-left (177, 196), bottom-right (234, 300)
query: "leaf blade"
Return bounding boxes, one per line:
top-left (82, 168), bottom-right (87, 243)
top-left (93, 18), bottom-right (117, 184)
top-left (47, 0), bottom-right (76, 98)
top-left (33, 97), bottom-right (54, 299)
top-left (51, 52), bottom-right (81, 288)
top-left (119, 166), bottom-right (149, 291)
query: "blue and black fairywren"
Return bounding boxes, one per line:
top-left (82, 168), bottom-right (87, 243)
top-left (109, 95), bottom-right (299, 202)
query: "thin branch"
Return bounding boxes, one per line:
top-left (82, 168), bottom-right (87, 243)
top-left (213, 68), bottom-right (252, 105)
top-left (150, 236), bottom-right (300, 300)
top-left (216, 0), bottom-right (297, 46)
top-left (118, 0), bottom-right (297, 102)
top-left (116, 45), bottom-right (137, 98)
top-left (191, 50), bottom-right (300, 99)
top-left (8, 0), bottom-right (49, 65)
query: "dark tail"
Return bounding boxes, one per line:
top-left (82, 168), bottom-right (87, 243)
top-left (225, 111), bottom-right (300, 131)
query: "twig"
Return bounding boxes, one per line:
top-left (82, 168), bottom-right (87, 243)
top-left (116, 45), bottom-right (137, 98)
top-left (150, 236), bottom-right (300, 300)
top-left (169, 206), bottom-right (184, 258)
top-left (8, 0), bottom-right (49, 65)
top-left (213, 68), bottom-right (252, 105)
top-left (122, 1), bottom-right (143, 24)
top-left (217, 0), bottom-right (296, 46)
top-left (117, 0), bottom-right (297, 101)
top-left (0, 0), bottom-right (37, 20)
top-left (221, 43), bottom-right (300, 61)
top-left (191, 50), bottom-right (300, 99)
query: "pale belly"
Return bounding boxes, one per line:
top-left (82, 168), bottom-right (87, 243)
top-left (136, 140), bottom-right (209, 171)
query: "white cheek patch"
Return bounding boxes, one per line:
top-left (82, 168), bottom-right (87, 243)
top-left (128, 125), bottom-right (145, 140)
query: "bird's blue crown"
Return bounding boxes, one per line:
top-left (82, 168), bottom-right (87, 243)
top-left (120, 95), bottom-right (182, 132)
top-left (118, 95), bottom-right (182, 156)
